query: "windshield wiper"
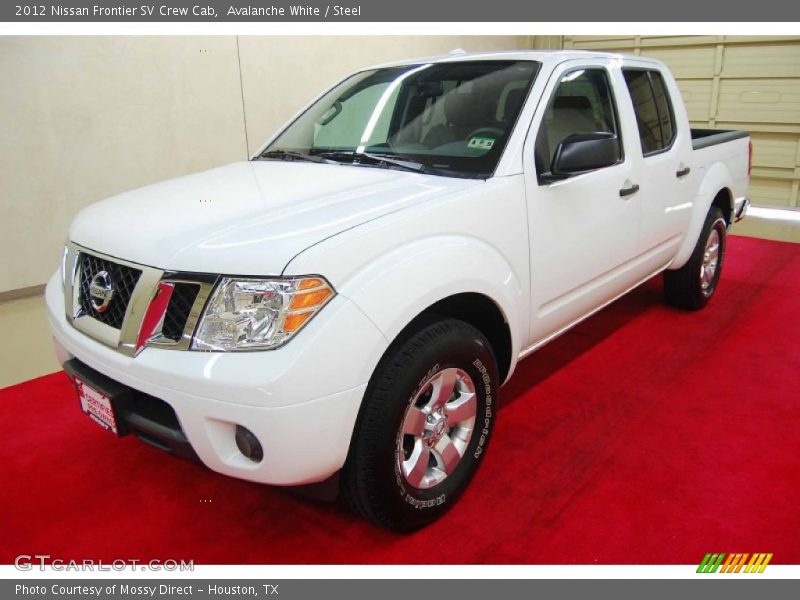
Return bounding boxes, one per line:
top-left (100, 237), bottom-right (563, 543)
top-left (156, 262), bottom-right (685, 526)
top-left (257, 149), bottom-right (337, 164)
top-left (316, 151), bottom-right (426, 173)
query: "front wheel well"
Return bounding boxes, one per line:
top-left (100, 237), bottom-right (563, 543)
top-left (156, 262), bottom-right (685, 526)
top-left (390, 293), bottom-right (513, 383)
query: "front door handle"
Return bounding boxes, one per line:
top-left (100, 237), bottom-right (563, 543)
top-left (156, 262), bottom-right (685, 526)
top-left (676, 167), bottom-right (691, 178)
top-left (619, 183), bottom-right (640, 197)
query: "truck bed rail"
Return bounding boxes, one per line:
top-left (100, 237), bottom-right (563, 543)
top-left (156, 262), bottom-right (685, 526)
top-left (691, 128), bottom-right (749, 150)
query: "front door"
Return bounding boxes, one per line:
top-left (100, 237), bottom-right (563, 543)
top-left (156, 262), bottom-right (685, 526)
top-left (522, 59), bottom-right (644, 346)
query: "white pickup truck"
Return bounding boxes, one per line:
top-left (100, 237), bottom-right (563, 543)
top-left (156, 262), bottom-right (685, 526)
top-left (47, 50), bottom-right (750, 531)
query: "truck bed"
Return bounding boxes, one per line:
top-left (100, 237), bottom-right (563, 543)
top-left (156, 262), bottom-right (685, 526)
top-left (691, 128), bottom-right (749, 150)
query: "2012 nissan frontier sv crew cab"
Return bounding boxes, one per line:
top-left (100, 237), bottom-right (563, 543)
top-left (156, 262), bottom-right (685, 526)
top-left (46, 50), bottom-right (751, 531)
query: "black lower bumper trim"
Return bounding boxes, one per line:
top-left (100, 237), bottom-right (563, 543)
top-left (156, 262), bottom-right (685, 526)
top-left (126, 412), bottom-right (199, 462)
top-left (63, 358), bottom-right (199, 462)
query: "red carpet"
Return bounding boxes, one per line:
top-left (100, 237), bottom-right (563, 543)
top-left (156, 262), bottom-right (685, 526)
top-left (1, 235), bottom-right (798, 564)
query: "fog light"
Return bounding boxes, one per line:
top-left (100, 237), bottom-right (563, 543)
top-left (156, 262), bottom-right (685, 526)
top-left (235, 425), bottom-right (263, 462)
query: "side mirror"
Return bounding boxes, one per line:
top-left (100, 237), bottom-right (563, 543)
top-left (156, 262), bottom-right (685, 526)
top-left (548, 132), bottom-right (620, 179)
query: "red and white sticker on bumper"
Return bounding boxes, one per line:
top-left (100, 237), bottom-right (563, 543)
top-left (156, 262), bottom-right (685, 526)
top-left (76, 379), bottom-right (119, 434)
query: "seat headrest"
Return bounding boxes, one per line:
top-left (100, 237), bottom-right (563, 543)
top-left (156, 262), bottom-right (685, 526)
top-left (502, 88), bottom-right (526, 121)
top-left (553, 96), bottom-right (593, 110)
top-left (444, 92), bottom-right (495, 127)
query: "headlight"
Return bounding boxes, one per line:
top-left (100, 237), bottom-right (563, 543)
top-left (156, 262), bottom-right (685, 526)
top-left (192, 276), bottom-right (334, 351)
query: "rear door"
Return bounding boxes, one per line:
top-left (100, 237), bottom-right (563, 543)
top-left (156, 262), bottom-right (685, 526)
top-left (619, 62), bottom-right (695, 264)
top-left (522, 58), bottom-right (645, 346)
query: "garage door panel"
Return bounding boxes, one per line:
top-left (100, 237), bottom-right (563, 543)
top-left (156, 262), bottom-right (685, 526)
top-left (748, 177), bottom-right (795, 207)
top-left (749, 133), bottom-right (799, 169)
top-left (751, 167), bottom-right (797, 182)
top-left (677, 81), bottom-right (713, 121)
top-left (717, 79), bottom-right (800, 124)
top-left (715, 121), bottom-right (800, 134)
top-left (647, 47), bottom-right (716, 79)
top-left (722, 43), bottom-right (800, 79)
top-left (566, 36), bottom-right (721, 52)
top-left (639, 36), bottom-right (721, 48)
top-left (565, 36), bottom-right (636, 49)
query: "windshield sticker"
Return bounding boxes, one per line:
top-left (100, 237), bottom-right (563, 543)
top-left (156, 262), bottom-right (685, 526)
top-left (468, 136), bottom-right (495, 150)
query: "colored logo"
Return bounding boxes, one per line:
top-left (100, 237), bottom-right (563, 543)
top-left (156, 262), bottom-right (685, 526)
top-left (697, 553), bottom-right (773, 573)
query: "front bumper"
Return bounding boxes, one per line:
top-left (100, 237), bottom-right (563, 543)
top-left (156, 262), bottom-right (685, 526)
top-left (46, 273), bottom-right (388, 486)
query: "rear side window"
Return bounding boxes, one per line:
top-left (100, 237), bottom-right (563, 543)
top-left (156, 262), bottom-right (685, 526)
top-left (623, 69), bottom-right (676, 155)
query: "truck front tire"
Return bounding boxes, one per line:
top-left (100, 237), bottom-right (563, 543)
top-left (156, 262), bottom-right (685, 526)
top-left (341, 318), bottom-right (498, 531)
top-left (664, 206), bottom-right (727, 310)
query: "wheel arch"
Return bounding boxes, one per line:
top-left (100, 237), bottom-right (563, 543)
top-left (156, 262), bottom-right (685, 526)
top-left (331, 235), bottom-right (527, 386)
top-left (377, 292), bottom-right (514, 385)
top-left (669, 162), bottom-right (735, 270)
top-left (711, 187), bottom-right (734, 225)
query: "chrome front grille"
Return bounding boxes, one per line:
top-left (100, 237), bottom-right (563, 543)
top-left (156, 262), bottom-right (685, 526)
top-left (77, 252), bottom-right (142, 329)
top-left (64, 243), bottom-right (217, 356)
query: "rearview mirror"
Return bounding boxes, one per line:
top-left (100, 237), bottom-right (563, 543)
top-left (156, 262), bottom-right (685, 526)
top-left (549, 132), bottom-right (620, 179)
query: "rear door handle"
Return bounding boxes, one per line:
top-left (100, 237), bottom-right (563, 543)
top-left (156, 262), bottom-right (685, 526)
top-left (676, 167), bottom-right (691, 178)
top-left (619, 183), bottom-right (640, 197)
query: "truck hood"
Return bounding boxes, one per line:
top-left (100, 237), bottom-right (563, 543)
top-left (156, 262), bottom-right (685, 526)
top-left (69, 161), bottom-right (479, 275)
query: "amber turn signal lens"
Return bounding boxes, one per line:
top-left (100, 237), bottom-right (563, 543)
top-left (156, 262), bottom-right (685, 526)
top-left (282, 311), bottom-right (313, 333)
top-left (297, 277), bottom-right (325, 290)
top-left (289, 288), bottom-right (333, 311)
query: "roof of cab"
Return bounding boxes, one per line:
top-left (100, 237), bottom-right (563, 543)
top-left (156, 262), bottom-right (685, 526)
top-left (369, 49), bottom-right (656, 70)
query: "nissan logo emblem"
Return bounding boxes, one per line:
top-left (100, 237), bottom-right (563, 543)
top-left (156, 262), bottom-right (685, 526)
top-left (88, 270), bottom-right (115, 313)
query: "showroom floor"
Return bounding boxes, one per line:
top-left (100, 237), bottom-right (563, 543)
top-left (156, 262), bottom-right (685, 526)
top-left (1, 234), bottom-right (798, 564)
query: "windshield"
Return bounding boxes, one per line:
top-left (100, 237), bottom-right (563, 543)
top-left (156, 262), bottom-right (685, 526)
top-left (257, 60), bottom-right (540, 178)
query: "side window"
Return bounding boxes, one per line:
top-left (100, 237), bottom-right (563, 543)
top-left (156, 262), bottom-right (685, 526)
top-left (623, 69), bottom-right (676, 155)
top-left (535, 68), bottom-right (621, 177)
top-left (650, 71), bottom-right (675, 147)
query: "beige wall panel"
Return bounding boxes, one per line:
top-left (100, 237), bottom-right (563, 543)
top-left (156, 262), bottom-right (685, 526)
top-left (716, 79), bottom-right (800, 124)
top-left (565, 36), bottom-right (721, 50)
top-left (564, 36), bottom-right (631, 44)
top-left (531, 36), bottom-right (564, 50)
top-left (0, 36), bottom-right (247, 293)
top-left (752, 167), bottom-right (795, 181)
top-left (645, 47), bottom-right (716, 79)
top-left (748, 177), bottom-right (794, 206)
top-left (716, 121), bottom-right (800, 134)
top-left (721, 36), bottom-right (800, 45)
top-left (638, 36), bottom-right (721, 48)
top-left (750, 133), bottom-right (799, 169)
top-left (563, 37), bottom-right (637, 50)
top-left (722, 43), bottom-right (800, 79)
top-left (237, 36), bottom-right (523, 155)
top-left (676, 80), bottom-right (714, 122)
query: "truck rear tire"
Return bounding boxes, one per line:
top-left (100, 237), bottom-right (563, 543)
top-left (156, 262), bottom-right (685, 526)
top-left (664, 207), bottom-right (727, 310)
top-left (340, 318), bottom-right (498, 531)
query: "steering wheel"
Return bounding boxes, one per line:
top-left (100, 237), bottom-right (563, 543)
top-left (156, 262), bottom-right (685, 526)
top-left (467, 127), bottom-right (504, 140)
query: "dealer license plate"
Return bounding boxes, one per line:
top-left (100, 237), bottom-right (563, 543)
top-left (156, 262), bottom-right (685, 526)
top-left (75, 377), bottom-right (120, 435)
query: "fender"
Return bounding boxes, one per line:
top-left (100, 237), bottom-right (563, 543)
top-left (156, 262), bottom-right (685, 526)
top-left (668, 161), bottom-right (734, 270)
top-left (296, 234), bottom-right (528, 383)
